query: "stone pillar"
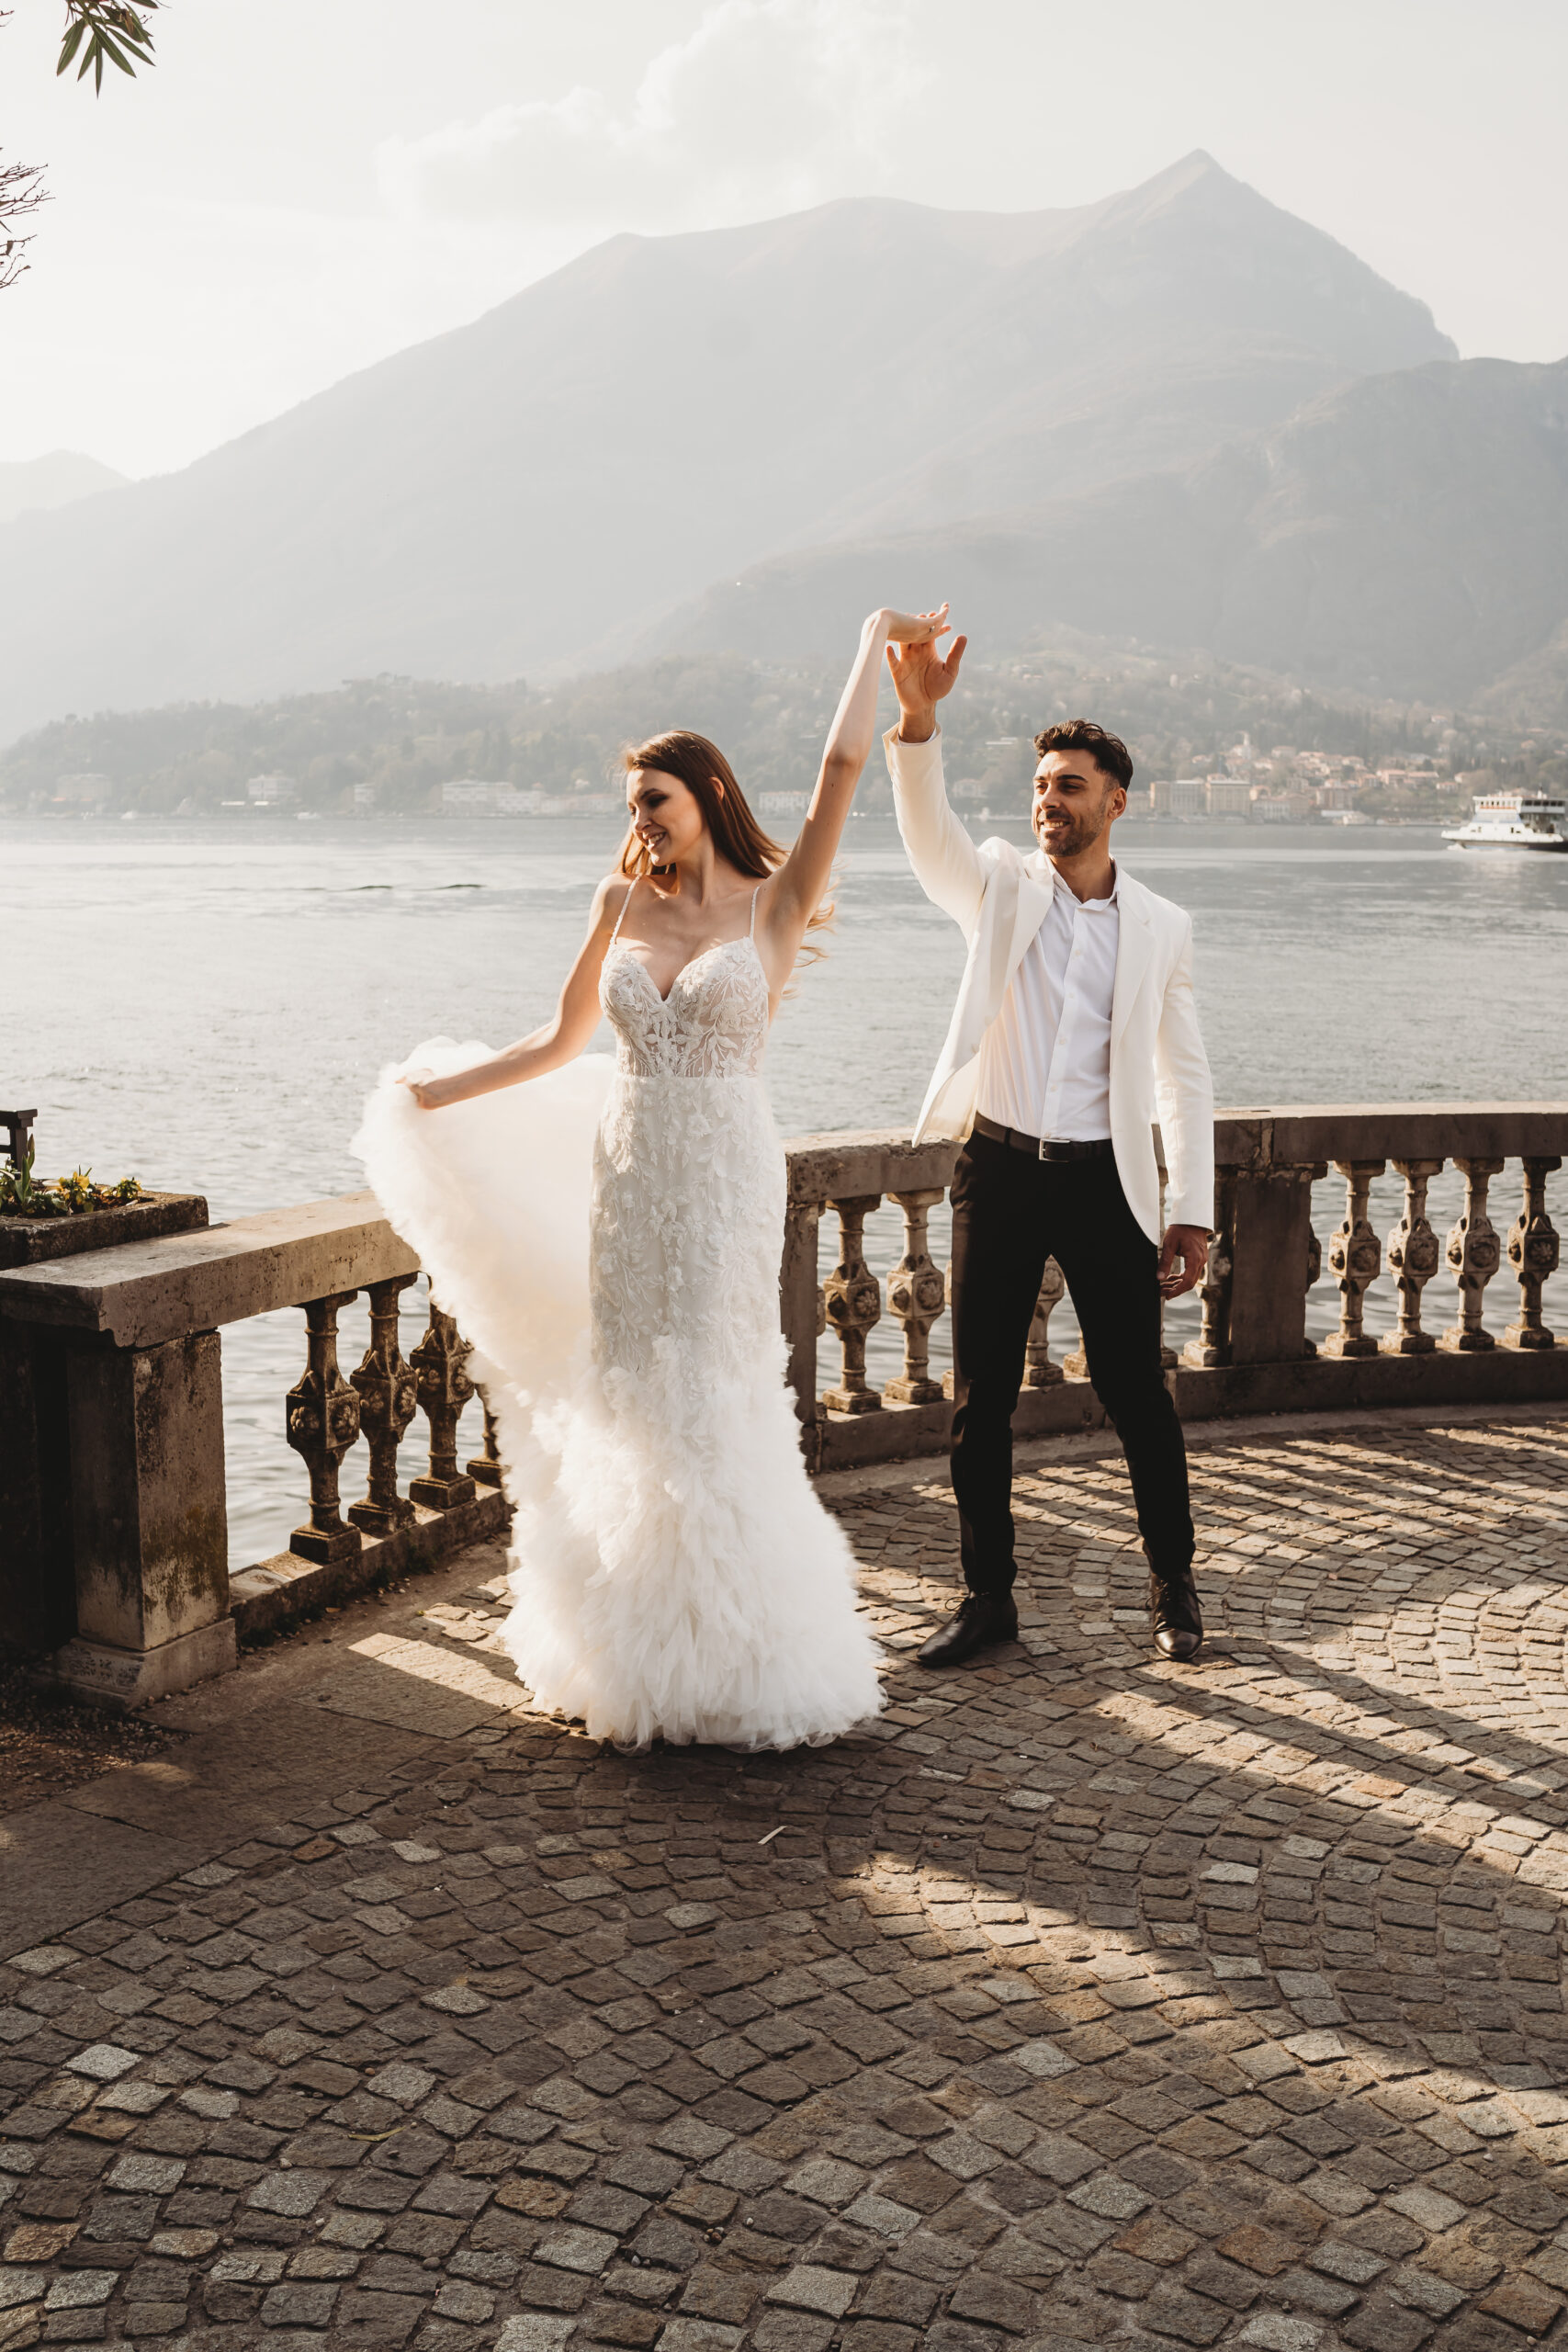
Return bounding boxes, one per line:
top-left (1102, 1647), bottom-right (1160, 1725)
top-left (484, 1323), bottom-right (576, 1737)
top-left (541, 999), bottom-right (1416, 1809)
top-left (822, 1194), bottom-right (883, 1414)
top-left (409, 1307), bottom-right (474, 1505)
top-left (287, 1292), bottom-right (364, 1561)
top-left (779, 1198), bottom-right (825, 1437)
top-left (1383, 1159), bottom-right (1443, 1354)
top-left (52, 1331), bottom-right (235, 1709)
top-left (1184, 1171), bottom-right (1235, 1368)
top-left (1442, 1158), bottom-right (1504, 1351)
top-left (1506, 1156), bottom-right (1561, 1349)
top-left (467, 1396), bottom-right (505, 1487)
top-left (885, 1189), bottom-right (946, 1405)
top-left (1225, 1165), bottom-right (1325, 1364)
top-left (349, 1275), bottom-right (419, 1536)
top-left (1322, 1159), bottom-right (1385, 1358)
top-left (1023, 1258), bottom-right (1067, 1388)
top-left (410, 1301), bottom-right (477, 1509)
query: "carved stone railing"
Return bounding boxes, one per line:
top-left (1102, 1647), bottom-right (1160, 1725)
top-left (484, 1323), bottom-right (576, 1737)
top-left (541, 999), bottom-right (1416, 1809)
top-left (5, 1105), bottom-right (1567, 1703)
top-left (0, 1197), bottom-right (505, 1708)
top-left (784, 1105), bottom-right (1568, 1473)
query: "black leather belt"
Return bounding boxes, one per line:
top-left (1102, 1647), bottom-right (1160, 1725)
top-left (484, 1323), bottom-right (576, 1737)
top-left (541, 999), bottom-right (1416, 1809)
top-left (972, 1113), bottom-right (1114, 1163)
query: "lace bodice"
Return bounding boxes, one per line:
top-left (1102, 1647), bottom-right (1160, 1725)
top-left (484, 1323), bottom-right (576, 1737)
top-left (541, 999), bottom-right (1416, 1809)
top-left (601, 894), bottom-right (770, 1078)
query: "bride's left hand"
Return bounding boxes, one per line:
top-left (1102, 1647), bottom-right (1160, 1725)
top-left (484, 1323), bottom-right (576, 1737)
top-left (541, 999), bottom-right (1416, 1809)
top-left (398, 1069), bottom-right (445, 1111)
top-left (877, 604), bottom-right (950, 645)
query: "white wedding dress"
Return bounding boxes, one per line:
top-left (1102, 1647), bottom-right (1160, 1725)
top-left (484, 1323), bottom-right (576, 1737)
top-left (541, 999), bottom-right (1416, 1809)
top-left (354, 883), bottom-right (885, 1750)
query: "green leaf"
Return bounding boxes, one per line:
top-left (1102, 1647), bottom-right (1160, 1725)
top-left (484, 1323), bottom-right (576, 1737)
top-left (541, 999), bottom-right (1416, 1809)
top-left (96, 30), bottom-right (140, 76)
top-left (57, 18), bottom-right (87, 72)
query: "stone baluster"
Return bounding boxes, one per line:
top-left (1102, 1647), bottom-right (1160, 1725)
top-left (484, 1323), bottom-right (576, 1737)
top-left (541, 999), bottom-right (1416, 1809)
top-left (1183, 1170), bottom-right (1234, 1369)
top-left (287, 1291), bottom-right (364, 1564)
top-left (1506, 1156), bottom-right (1562, 1349)
top-left (347, 1275), bottom-right (419, 1536)
top-left (779, 1197), bottom-right (826, 1435)
top-left (1382, 1159), bottom-right (1443, 1353)
top-left (467, 1395), bottom-right (505, 1486)
top-left (1023, 1257), bottom-right (1067, 1387)
top-left (410, 1296), bottom-right (478, 1506)
top-left (1322, 1159), bottom-right (1384, 1358)
top-left (1303, 1219), bottom-right (1323, 1357)
top-left (885, 1188), bottom-right (947, 1404)
top-left (1442, 1158), bottom-right (1505, 1351)
top-left (822, 1194), bottom-right (883, 1413)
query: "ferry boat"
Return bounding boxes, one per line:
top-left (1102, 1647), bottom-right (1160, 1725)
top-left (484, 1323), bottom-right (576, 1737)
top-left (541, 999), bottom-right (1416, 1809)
top-left (1443, 786), bottom-right (1568, 852)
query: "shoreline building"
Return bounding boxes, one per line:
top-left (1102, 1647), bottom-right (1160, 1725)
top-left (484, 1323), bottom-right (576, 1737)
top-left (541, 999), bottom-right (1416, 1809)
top-left (1149, 777), bottom-right (1206, 818)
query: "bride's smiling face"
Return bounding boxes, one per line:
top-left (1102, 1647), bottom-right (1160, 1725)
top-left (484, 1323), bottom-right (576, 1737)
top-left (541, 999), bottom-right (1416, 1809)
top-left (626, 767), bottom-right (715, 866)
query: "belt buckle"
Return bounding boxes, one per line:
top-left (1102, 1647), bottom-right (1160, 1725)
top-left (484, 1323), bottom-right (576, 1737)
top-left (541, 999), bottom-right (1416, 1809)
top-left (1037, 1136), bottom-right (1054, 1162)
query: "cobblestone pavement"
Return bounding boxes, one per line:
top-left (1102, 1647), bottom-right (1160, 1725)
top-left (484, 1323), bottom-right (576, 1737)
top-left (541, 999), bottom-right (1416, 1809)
top-left (6, 1412), bottom-right (1568, 2352)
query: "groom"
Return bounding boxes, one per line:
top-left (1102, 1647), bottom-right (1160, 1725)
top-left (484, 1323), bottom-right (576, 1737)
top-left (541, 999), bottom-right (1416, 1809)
top-left (884, 628), bottom-right (1214, 1668)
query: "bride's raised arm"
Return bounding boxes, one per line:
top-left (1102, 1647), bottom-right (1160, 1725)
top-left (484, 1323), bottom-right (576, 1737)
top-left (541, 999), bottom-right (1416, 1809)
top-left (402, 874), bottom-right (628, 1110)
top-left (759, 605), bottom-right (959, 978)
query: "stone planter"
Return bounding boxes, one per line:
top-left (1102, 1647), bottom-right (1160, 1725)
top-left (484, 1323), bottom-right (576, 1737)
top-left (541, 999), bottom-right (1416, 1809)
top-left (0, 1192), bottom-right (208, 1270)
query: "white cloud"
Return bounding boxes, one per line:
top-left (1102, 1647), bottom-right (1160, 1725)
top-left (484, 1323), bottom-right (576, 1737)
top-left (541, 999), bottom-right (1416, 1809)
top-left (377, 0), bottom-right (932, 232)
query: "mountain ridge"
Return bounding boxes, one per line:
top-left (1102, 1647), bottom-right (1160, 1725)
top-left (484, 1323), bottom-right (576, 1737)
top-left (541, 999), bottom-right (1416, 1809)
top-left (0, 153), bottom-right (1456, 741)
top-left (0, 450), bottom-right (129, 527)
top-left (621, 354), bottom-right (1568, 707)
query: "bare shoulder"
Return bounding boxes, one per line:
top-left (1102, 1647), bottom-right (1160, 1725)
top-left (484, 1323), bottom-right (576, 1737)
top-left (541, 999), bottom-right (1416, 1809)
top-left (593, 873), bottom-right (635, 927)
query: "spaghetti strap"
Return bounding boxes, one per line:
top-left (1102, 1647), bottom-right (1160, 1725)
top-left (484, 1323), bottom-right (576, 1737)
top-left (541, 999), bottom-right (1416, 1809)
top-left (748, 884), bottom-right (761, 939)
top-left (608, 876), bottom-right (637, 949)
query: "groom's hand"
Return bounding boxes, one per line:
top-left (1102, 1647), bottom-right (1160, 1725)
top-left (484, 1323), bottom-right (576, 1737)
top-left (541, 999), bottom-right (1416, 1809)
top-left (1157, 1224), bottom-right (1210, 1299)
top-left (887, 619), bottom-right (967, 743)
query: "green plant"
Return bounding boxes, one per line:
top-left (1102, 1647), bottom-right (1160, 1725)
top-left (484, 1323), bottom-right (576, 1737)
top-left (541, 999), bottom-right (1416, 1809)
top-left (0, 1140), bottom-right (39, 1210)
top-left (0, 1153), bottom-right (144, 1219)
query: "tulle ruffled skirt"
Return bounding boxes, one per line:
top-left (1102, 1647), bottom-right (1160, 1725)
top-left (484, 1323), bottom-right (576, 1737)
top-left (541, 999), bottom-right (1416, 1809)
top-left (354, 1044), bottom-right (884, 1749)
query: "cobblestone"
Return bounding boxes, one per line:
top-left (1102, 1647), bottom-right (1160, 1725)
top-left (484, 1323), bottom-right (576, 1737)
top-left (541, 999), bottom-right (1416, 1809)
top-left (6, 1418), bottom-right (1568, 2346)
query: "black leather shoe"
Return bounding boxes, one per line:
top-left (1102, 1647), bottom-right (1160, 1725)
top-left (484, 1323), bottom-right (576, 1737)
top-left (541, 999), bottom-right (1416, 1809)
top-left (1148, 1565), bottom-right (1203, 1661)
top-left (918, 1592), bottom-right (1019, 1668)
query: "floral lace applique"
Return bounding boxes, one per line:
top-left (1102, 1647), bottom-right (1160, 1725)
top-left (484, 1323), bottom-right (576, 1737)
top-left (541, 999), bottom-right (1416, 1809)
top-left (601, 939), bottom-right (770, 1079)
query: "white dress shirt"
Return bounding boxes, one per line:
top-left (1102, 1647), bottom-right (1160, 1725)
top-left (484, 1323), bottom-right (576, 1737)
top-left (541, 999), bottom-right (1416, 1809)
top-left (975, 866), bottom-right (1119, 1140)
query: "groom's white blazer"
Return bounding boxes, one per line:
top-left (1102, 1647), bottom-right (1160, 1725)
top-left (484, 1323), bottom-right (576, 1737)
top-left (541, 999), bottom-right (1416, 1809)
top-left (885, 727), bottom-right (1215, 1247)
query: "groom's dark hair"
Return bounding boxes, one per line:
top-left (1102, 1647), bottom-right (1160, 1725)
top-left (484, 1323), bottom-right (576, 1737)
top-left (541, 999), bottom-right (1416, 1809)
top-left (1034, 718), bottom-right (1134, 794)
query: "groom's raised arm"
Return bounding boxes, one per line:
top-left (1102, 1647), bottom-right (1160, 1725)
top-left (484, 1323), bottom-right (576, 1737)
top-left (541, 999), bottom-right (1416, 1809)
top-left (884, 727), bottom-right (987, 935)
top-left (883, 626), bottom-right (987, 936)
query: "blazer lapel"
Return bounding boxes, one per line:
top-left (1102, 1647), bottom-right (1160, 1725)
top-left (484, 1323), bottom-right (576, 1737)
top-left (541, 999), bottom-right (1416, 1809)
top-left (1111, 881), bottom-right (1156, 1046)
top-left (979, 848), bottom-right (1052, 1025)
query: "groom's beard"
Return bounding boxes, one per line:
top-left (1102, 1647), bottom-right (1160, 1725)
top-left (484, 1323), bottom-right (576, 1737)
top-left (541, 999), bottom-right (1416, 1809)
top-left (1036, 810), bottom-right (1103, 861)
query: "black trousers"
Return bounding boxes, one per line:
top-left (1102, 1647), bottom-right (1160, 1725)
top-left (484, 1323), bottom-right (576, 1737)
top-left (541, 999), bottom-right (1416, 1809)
top-left (948, 1129), bottom-right (1195, 1595)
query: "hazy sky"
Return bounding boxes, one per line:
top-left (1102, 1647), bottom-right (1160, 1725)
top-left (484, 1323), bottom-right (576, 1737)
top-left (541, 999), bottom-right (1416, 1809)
top-left (4, 0), bottom-right (1566, 480)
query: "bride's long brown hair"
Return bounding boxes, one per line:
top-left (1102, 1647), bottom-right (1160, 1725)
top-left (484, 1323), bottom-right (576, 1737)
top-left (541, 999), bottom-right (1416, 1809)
top-left (616, 730), bottom-right (832, 948)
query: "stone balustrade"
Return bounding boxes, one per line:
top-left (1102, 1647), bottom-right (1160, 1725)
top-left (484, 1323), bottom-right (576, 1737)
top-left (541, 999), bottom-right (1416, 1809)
top-left (3, 1102), bottom-right (1566, 1703)
top-left (0, 1196), bottom-right (505, 1708)
top-left (785, 1102), bottom-right (1568, 1472)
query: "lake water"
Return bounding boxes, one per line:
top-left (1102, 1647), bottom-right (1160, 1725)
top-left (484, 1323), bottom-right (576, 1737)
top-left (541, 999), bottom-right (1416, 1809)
top-left (6, 813), bottom-right (1567, 1567)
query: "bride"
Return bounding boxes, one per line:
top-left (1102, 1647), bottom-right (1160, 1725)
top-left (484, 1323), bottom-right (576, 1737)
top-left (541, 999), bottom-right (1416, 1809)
top-left (355, 605), bottom-right (950, 1749)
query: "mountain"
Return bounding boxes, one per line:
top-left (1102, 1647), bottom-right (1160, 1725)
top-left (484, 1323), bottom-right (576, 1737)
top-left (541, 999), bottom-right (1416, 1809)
top-left (0, 450), bottom-right (128, 526)
top-left (0, 153), bottom-right (1453, 743)
top-left (637, 355), bottom-right (1568, 707)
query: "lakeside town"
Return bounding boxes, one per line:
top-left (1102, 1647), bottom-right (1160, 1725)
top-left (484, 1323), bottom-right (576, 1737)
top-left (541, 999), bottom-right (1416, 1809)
top-left (5, 648), bottom-right (1563, 830)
